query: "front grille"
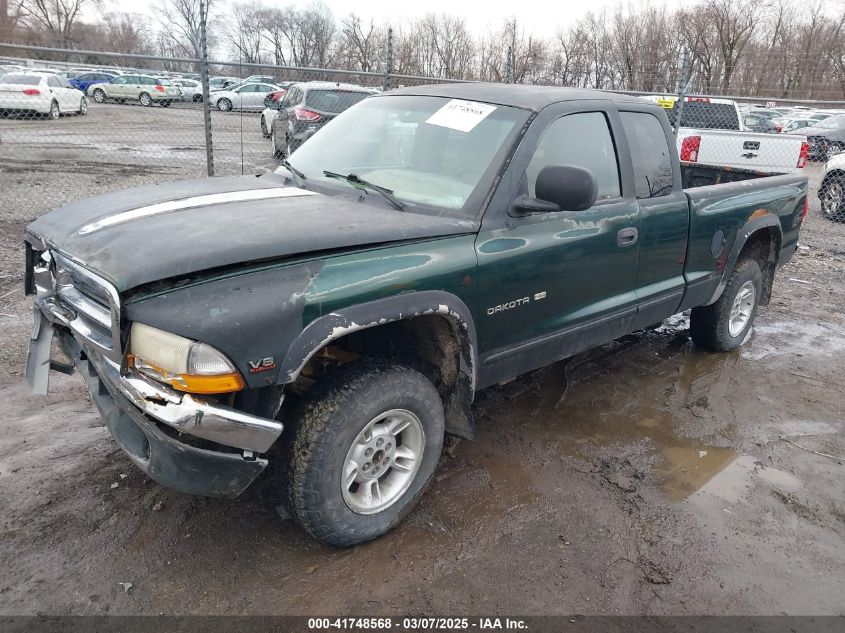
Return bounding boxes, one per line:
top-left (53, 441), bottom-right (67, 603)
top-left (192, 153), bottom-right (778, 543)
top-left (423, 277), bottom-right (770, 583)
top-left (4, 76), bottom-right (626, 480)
top-left (51, 252), bottom-right (122, 360)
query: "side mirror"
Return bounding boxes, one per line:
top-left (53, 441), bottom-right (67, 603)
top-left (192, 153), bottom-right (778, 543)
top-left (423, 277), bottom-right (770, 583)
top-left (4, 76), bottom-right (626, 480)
top-left (516, 165), bottom-right (598, 214)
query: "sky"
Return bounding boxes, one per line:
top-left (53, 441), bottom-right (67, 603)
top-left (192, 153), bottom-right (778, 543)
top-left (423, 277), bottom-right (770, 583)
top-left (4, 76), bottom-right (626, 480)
top-left (100, 0), bottom-right (680, 39)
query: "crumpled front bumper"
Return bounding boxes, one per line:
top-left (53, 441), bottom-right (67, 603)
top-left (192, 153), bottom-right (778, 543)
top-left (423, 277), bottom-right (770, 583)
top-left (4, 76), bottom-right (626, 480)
top-left (27, 299), bottom-right (283, 497)
top-left (62, 332), bottom-right (275, 498)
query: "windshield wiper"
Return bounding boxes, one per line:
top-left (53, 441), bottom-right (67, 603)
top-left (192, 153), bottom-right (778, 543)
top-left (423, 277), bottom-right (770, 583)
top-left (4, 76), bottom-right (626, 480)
top-left (280, 160), bottom-right (306, 188)
top-left (323, 171), bottom-right (406, 211)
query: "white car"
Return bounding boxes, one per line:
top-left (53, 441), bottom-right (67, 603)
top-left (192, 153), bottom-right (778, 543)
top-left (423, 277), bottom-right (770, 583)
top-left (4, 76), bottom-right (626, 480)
top-left (0, 71), bottom-right (87, 119)
top-left (174, 78), bottom-right (203, 103)
top-left (819, 152), bottom-right (845, 221)
top-left (779, 118), bottom-right (817, 134)
top-left (260, 106), bottom-right (279, 137)
top-left (211, 82), bottom-right (281, 112)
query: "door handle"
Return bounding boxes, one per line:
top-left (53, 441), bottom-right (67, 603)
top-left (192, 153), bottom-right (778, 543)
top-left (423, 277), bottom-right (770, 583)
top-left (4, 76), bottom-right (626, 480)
top-left (617, 227), bottom-right (638, 247)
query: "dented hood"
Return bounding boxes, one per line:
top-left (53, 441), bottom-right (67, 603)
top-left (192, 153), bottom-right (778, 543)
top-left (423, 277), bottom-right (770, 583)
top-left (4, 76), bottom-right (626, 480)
top-left (27, 173), bottom-right (478, 291)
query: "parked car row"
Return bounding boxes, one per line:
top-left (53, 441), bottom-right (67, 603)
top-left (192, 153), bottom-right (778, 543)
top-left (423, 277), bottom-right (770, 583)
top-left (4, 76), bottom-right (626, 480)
top-left (737, 104), bottom-right (845, 160)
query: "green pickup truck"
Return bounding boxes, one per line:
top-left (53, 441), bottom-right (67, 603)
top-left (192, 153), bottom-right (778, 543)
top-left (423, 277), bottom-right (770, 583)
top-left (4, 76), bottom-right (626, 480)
top-left (24, 84), bottom-right (808, 546)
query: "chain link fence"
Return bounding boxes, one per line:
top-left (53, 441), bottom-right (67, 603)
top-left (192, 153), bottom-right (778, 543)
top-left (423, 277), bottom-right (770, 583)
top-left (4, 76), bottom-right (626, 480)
top-left (1, 42), bottom-right (845, 224)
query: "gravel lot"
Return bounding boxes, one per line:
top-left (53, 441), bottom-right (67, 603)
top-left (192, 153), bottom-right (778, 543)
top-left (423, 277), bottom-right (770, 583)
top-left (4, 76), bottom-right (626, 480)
top-left (0, 103), bottom-right (843, 616)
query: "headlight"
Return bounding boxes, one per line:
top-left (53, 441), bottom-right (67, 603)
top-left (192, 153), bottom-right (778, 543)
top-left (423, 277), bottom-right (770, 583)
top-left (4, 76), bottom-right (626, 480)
top-left (129, 322), bottom-right (244, 394)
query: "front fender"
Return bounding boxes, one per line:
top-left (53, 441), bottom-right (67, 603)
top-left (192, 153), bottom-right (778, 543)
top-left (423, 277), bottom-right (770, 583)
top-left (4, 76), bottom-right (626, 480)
top-left (277, 290), bottom-right (479, 391)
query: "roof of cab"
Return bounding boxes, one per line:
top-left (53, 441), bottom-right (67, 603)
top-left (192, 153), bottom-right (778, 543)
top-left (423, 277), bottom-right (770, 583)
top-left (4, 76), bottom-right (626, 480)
top-left (384, 82), bottom-right (648, 111)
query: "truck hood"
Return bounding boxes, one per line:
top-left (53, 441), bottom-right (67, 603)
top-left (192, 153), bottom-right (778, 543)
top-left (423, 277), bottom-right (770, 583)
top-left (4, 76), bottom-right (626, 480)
top-left (27, 173), bottom-right (478, 292)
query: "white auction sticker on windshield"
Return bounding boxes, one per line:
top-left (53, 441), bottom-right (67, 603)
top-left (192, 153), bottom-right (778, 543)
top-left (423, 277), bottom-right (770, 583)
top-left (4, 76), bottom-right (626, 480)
top-left (425, 99), bottom-right (496, 133)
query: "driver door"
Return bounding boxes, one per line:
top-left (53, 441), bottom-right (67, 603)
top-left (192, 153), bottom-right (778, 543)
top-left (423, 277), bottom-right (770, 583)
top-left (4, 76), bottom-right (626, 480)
top-left (474, 105), bottom-right (641, 385)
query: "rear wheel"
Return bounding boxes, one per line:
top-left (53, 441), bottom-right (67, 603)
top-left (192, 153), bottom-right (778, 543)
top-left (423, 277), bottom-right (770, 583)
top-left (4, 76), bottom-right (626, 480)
top-left (690, 258), bottom-right (762, 352)
top-left (260, 115), bottom-right (270, 138)
top-left (92, 89), bottom-right (106, 104)
top-left (139, 92), bottom-right (152, 107)
top-left (160, 100), bottom-right (172, 108)
top-left (286, 360), bottom-right (445, 547)
top-left (820, 177), bottom-right (845, 222)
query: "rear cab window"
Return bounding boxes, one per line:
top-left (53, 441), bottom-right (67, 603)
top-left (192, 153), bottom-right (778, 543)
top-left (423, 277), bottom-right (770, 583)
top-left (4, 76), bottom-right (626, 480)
top-left (665, 100), bottom-right (739, 130)
top-left (620, 111), bottom-right (674, 199)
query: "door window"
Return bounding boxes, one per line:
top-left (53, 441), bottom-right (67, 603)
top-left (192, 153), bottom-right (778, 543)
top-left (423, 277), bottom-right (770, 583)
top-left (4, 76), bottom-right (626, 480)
top-left (620, 111), bottom-right (674, 199)
top-left (526, 112), bottom-right (621, 202)
top-left (111, 76), bottom-right (127, 84)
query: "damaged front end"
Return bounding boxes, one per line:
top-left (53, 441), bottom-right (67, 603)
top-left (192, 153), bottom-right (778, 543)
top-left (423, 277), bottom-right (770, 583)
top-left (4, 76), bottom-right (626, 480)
top-left (24, 243), bottom-right (282, 498)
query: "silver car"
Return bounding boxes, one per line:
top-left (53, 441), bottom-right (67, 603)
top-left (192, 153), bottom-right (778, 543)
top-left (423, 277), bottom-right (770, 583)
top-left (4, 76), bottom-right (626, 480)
top-left (174, 79), bottom-right (203, 103)
top-left (88, 74), bottom-right (181, 107)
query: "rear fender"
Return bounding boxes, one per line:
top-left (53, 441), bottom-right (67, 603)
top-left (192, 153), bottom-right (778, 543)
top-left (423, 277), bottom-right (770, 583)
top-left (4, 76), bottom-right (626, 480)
top-left (705, 215), bottom-right (782, 306)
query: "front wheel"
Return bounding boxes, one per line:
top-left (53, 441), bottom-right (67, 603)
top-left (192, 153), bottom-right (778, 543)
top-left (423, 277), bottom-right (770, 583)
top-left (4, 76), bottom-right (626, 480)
top-left (48, 100), bottom-right (60, 120)
top-left (217, 98), bottom-right (232, 112)
top-left (260, 115), bottom-right (270, 138)
top-left (271, 129), bottom-right (287, 159)
top-left (92, 89), bottom-right (106, 104)
top-left (825, 142), bottom-right (845, 161)
top-left (139, 92), bottom-right (152, 107)
top-left (690, 258), bottom-right (762, 352)
top-left (78, 97), bottom-right (88, 115)
top-left (286, 360), bottom-right (445, 547)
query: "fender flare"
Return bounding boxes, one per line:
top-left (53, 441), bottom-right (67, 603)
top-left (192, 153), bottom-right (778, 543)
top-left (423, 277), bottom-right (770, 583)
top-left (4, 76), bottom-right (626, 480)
top-left (705, 215), bottom-right (783, 306)
top-left (277, 290), bottom-right (479, 392)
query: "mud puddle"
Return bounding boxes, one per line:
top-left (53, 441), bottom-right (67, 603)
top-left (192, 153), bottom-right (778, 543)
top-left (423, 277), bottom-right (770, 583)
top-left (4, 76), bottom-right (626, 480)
top-left (473, 316), bottom-right (818, 506)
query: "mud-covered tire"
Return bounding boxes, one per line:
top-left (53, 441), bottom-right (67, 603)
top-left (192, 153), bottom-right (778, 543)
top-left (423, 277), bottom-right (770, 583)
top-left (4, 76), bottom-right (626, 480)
top-left (690, 258), bottom-right (763, 352)
top-left (286, 359), bottom-right (445, 547)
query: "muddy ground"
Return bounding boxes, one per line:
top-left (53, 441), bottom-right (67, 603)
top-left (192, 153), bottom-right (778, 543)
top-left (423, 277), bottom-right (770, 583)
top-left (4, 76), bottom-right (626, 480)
top-left (0, 106), bottom-right (843, 616)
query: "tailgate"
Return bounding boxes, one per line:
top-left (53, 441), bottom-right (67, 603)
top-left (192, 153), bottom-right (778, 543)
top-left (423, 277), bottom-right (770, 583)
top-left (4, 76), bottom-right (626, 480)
top-left (684, 129), bottom-right (806, 174)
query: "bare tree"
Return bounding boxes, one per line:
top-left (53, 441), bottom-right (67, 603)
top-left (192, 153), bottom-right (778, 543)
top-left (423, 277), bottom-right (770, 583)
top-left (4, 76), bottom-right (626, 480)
top-left (338, 14), bottom-right (383, 72)
top-left (157, 0), bottom-right (212, 59)
top-left (225, 1), bottom-right (263, 64)
top-left (708, 0), bottom-right (765, 92)
top-left (18, 0), bottom-right (98, 47)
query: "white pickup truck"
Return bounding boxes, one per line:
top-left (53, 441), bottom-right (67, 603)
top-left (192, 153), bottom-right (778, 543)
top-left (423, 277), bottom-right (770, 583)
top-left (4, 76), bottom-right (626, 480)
top-left (641, 96), bottom-right (809, 175)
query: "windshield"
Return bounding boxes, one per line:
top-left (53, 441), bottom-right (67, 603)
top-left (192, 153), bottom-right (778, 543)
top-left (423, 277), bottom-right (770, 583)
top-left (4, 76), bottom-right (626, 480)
top-left (817, 115), bottom-right (845, 129)
top-left (305, 89), bottom-right (371, 113)
top-left (282, 95), bottom-right (529, 217)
